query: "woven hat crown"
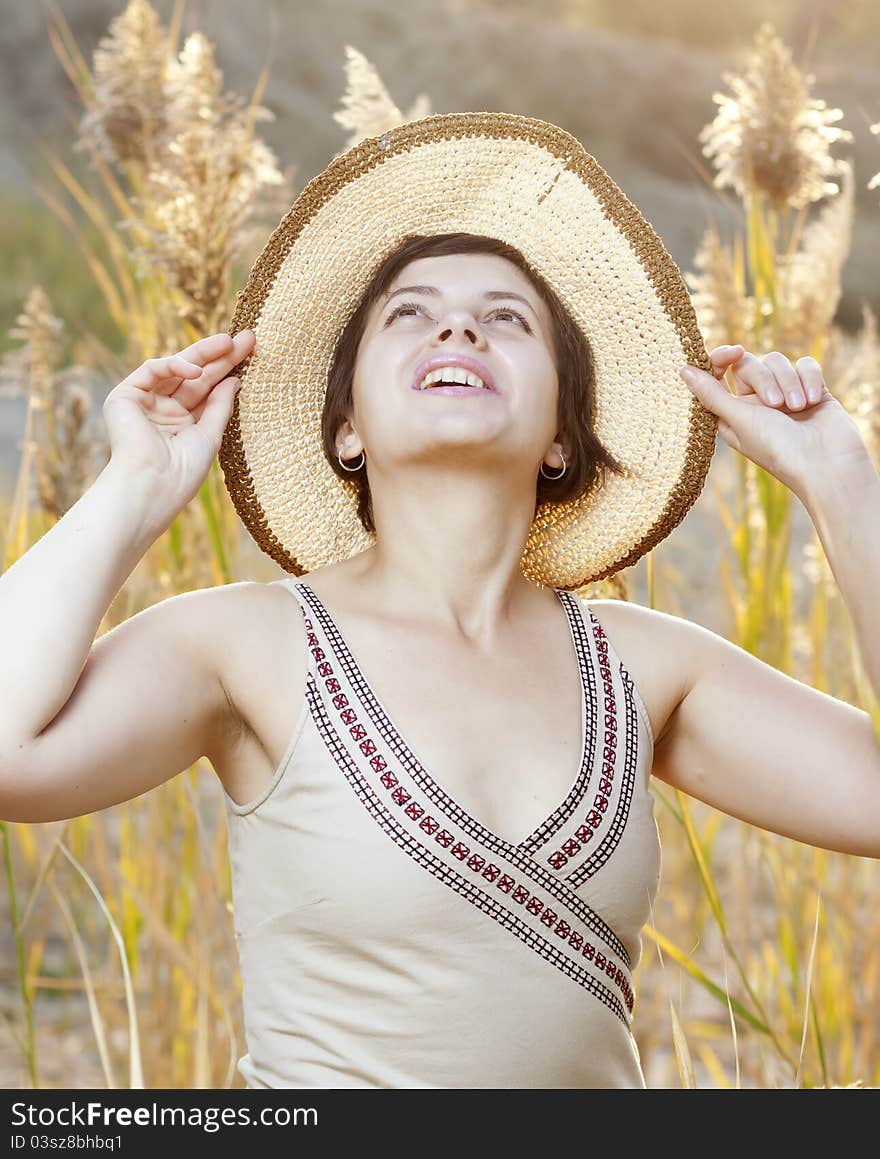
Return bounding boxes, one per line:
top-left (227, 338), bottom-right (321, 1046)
top-left (219, 110), bottom-right (717, 589)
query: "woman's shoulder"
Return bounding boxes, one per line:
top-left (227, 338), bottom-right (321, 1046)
top-left (196, 577), bottom-right (311, 711)
top-left (572, 596), bottom-right (693, 748)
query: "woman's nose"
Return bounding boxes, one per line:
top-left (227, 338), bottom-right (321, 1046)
top-left (432, 314), bottom-right (485, 345)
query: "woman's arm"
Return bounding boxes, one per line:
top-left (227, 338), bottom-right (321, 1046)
top-left (643, 596), bottom-right (880, 858)
top-left (0, 458), bottom-right (241, 826)
top-left (800, 453), bottom-right (880, 709)
top-left (648, 347), bottom-right (880, 857)
top-left (0, 329), bottom-right (253, 822)
top-left (0, 459), bottom-right (164, 742)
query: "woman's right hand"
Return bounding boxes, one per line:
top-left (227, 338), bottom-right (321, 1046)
top-left (102, 329), bottom-right (255, 511)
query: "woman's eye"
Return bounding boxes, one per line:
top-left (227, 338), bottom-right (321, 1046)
top-left (385, 302), bottom-right (421, 323)
top-left (385, 302), bottom-right (531, 331)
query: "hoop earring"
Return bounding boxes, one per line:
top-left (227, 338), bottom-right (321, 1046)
top-left (540, 452), bottom-right (567, 480)
top-left (338, 449), bottom-right (366, 472)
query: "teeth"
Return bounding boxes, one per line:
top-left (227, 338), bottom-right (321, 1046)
top-left (420, 367), bottom-right (487, 390)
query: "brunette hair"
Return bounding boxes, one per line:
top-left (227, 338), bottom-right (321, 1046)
top-left (321, 232), bottom-right (627, 534)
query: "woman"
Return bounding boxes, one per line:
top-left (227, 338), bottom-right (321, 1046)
top-left (1, 112), bottom-right (878, 1090)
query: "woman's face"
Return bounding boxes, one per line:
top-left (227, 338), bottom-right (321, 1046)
top-left (339, 252), bottom-right (561, 481)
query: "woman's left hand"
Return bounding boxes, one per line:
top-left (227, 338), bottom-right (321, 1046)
top-left (680, 345), bottom-right (872, 495)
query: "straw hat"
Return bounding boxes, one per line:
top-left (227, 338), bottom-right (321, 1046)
top-left (219, 110), bottom-right (717, 590)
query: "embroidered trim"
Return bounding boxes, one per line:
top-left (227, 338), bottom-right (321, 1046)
top-left (307, 666), bottom-right (633, 1021)
top-left (516, 591), bottom-right (601, 853)
top-left (546, 611), bottom-right (638, 882)
top-left (295, 581), bottom-right (631, 968)
top-left (567, 645), bottom-right (639, 887)
top-left (294, 587), bottom-right (636, 1016)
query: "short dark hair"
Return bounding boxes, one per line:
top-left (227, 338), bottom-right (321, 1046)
top-left (321, 232), bottom-right (627, 534)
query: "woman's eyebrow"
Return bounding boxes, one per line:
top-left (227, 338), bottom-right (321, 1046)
top-left (382, 284), bottom-right (539, 318)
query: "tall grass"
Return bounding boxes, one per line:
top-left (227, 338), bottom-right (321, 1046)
top-left (0, 3), bottom-right (878, 1088)
top-left (630, 22), bottom-right (880, 1088)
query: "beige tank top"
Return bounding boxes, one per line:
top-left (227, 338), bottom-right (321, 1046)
top-left (222, 578), bottom-right (661, 1088)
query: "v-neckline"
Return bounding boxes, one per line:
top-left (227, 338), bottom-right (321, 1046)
top-left (294, 580), bottom-right (592, 851)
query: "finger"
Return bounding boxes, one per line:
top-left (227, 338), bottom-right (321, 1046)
top-left (127, 355), bottom-right (205, 395)
top-left (726, 351), bottom-right (786, 406)
top-left (707, 344), bottom-right (744, 376)
top-left (194, 329), bottom-right (255, 379)
top-left (193, 375), bottom-right (242, 447)
top-left (796, 356), bottom-right (826, 405)
top-left (174, 327), bottom-right (255, 371)
top-left (177, 331), bottom-right (237, 366)
top-left (171, 330), bottom-right (255, 407)
top-left (763, 351), bottom-right (805, 409)
top-left (679, 364), bottom-right (741, 426)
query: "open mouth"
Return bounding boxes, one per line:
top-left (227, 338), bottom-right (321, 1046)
top-left (412, 361), bottom-right (497, 392)
top-left (417, 383), bottom-right (496, 395)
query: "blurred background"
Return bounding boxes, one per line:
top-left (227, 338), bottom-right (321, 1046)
top-left (0, 0), bottom-right (878, 1090)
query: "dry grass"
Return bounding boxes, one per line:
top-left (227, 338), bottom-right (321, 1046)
top-left (1, 4), bottom-right (879, 1089)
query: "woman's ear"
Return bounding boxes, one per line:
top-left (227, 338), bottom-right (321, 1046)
top-left (550, 434), bottom-right (569, 461)
top-left (334, 416), bottom-right (361, 460)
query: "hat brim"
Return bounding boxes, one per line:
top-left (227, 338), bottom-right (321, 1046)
top-left (219, 110), bottom-right (717, 589)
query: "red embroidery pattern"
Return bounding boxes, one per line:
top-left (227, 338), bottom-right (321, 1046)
top-left (295, 593), bottom-right (636, 1019)
top-left (547, 617), bottom-right (618, 869)
top-left (565, 622), bottom-right (641, 890)
top-left (300, 584), bottom-right (631, 970)
top-left (516, 591), bottom-right (599, 854)
top-left (308, 679), bottom-right (634, 1023)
